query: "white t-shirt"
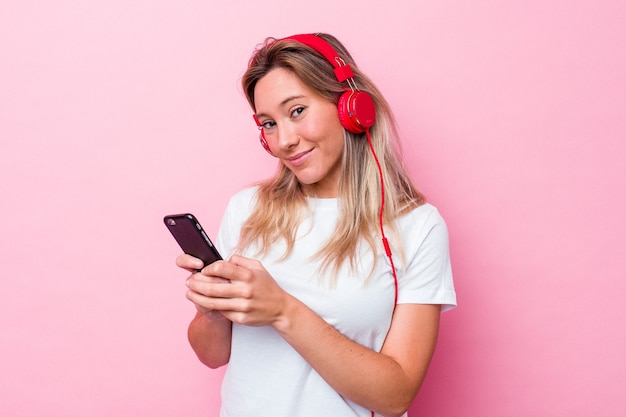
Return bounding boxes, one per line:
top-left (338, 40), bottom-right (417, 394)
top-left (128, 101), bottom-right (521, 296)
top-left (215, 187), bottom-right (456, 417)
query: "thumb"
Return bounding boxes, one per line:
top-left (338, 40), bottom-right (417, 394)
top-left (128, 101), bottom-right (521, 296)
top-left (228, 254), bottom-right (262, 270)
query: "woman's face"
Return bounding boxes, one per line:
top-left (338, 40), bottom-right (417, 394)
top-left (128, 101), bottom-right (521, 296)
top-left (254, 67), bottom-right (345, 198)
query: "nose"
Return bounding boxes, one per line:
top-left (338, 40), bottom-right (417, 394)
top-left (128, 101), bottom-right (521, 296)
top-left (276, 122), bottom-right (299, 152)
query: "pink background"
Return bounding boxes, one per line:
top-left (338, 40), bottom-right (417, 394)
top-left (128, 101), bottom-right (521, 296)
top-left (1, 1), bottom-right (625, 416)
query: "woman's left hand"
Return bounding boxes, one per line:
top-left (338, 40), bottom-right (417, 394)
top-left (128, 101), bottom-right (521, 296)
top-left (185, 254), bottom-right (289, 327)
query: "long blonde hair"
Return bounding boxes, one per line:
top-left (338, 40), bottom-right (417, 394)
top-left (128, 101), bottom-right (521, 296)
top-left (240, 33), bottom-right (425, 278)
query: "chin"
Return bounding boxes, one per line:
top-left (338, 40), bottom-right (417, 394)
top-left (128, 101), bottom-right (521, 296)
top-left (292, 169), bottom-right (322, 186)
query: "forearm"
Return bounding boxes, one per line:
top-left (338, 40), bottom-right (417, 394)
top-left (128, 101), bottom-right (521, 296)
top-left (188, 311), bottom-right (232, 369)
top-left (273, 298), bottom-right (436, 417)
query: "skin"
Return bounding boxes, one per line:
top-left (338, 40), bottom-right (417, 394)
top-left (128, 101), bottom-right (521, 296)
top-left (180, 67), bottom-right (441, 417)
top-left (254, 68), bottom-right (346, 198)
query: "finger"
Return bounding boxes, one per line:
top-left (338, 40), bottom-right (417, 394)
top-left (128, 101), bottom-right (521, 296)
top-left (187, 279), bottom-right (245, 299)
top-left (176, 253), bottom-right (204, 271)
top-left (201, 259), bottom-right (249, 282)
top-left (200, 259), bottom-right (230, 277)
top-left (228, 254), bottom-right (262, 270)
top-left (191, 273), bottom-right (230, 284)
top-left (186, 287), bottom-right (240, 313)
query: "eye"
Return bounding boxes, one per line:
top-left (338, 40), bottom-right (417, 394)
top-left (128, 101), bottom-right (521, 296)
top-left (261, 120), bottom-right (276, 130)
top-left (291, 106), bottom-right (305, 118)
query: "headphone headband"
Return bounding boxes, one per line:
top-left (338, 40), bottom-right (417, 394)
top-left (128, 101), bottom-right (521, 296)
top-left (282, 34), bottom-right (355, 82)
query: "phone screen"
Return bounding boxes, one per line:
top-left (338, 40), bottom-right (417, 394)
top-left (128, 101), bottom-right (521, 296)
top-left (163, 213), bottom-right (222, 267)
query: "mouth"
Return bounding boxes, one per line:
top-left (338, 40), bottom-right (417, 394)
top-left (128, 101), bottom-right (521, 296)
top-left (286, 149), bottom-right (313, 167)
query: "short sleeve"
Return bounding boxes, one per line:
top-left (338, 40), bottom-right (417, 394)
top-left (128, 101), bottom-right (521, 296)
top-left (396, 205), bottom-right (457, 312)
top-left (215, 187), bottom-right (258, 260)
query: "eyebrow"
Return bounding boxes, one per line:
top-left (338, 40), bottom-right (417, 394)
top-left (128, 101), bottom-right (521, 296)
top-left (255, 95), bottom-right (306, 119)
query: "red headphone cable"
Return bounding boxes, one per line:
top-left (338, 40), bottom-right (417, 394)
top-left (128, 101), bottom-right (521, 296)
top-left (365, 128), bottom-right (398, 308)
top-left (365, 127), bottom-right (397, 417)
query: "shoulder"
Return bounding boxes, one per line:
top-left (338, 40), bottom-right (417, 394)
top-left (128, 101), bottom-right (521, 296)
top-left (219, 186), bottom-right (260, 227)
top-left (216, 186), bottom-right (260, 254)
top-left (229, 185), bottom-right (260, 203)
top-left (226, 186), bottom-right (260, 212)
top-left (398, 203), bottom-right (448, 235)
top-left (395, 203), bottom-right (451, 265)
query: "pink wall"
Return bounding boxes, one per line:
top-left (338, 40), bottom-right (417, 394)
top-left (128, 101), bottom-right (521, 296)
top-left (1, 1), bottom-right (624, 416)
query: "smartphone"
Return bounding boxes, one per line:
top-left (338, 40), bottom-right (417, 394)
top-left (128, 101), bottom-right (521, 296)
top-left (163, 213), bottom-right (222, 267)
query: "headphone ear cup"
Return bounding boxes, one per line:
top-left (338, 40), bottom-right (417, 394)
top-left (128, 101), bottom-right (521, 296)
top-left (337, 90), bottom-right (376, 134)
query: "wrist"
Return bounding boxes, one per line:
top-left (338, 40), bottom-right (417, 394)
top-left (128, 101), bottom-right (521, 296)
top-left (195, 309), bottom-right (228, 324)
top-left (271, 293), bottom-right (302, 334)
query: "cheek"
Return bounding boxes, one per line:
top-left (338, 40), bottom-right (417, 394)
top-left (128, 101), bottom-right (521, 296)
top-left (310, 112), bottom-right (344, 146)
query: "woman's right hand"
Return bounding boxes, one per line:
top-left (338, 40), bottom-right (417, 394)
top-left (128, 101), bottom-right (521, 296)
top-left (176, 254), bottom-right (229, 321)
top-left (176, 254), bottom-right (233, 368)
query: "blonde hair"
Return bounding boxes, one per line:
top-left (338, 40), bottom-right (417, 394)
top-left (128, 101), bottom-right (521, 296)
top-left (240, 33), bottom-right (425, 279)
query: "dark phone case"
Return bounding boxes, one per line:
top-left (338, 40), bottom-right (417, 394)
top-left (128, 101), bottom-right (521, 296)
top-left (163, 213), bottom-right (222, 267)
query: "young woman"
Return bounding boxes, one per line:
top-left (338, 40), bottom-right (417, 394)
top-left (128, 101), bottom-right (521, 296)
top-left (177, 33), bottom-right (456, 417)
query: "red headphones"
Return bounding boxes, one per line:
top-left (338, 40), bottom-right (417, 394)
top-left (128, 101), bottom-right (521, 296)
top-left (253, 34), bottom-right (376, 154)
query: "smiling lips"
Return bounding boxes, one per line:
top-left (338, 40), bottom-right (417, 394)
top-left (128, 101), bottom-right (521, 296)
top-left (286, 149), bottom-right (313, 167)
